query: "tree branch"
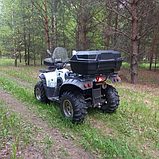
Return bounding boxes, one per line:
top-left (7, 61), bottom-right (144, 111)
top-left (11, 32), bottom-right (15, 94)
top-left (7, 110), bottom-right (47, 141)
top-left (137, 6), bottom-right (156, 20)
top-left (31, 0), bottom-right (45, 14)
top-left (138, 21), bottom-right (159, 40)
top-left (26, 5), bottom-right (45, 21)
top-left (88, 8), bottom-right (103, 21)
top-left (125, 0), bottom-right (132, 4)
top-left (106, 5), bottom-right (131, 21)
top-left (94, 17), bottom-right (132, 40)
top-left (118, 0), bottom-right (132, 16)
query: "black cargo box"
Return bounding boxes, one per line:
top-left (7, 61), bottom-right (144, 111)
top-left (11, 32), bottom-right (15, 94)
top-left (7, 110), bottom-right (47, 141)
top-left (69, 50), bottom-right (122, 75)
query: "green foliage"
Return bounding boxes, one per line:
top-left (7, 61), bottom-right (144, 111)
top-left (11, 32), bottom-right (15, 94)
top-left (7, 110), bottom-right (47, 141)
top-left (0, 0), bottom-right (159, 72)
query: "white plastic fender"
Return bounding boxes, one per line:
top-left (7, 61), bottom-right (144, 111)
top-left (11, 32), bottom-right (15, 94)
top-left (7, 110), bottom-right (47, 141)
top-left (42, 68), bottom-right (69, 88)
top-left (43, 72), bottom-right (57, 87)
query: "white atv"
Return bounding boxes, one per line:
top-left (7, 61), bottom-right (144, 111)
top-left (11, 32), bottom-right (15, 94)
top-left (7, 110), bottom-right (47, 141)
top-left (34, 47), bottom-right (122, 124)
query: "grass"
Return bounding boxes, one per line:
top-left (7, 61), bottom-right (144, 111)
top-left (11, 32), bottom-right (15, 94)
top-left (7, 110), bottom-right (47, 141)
top-left (122, 61), bottom-right (159, 70)
top-left (0, 58), bottom-right (159, 158)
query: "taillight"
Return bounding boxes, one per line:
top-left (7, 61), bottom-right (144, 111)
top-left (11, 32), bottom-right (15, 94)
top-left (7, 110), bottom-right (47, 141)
top-left (84, 83), bottom-right (92, 88)
top-left (96, 77), bottom-right (103, 82)
top-left (88, 83), bottom-right (92, 87)
top-left (114, 78), bottom-right (120, 82)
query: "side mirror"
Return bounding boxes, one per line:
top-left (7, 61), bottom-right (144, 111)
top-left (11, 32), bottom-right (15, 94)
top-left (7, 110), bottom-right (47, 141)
top-left (47, 49), bottom-right (52, 56)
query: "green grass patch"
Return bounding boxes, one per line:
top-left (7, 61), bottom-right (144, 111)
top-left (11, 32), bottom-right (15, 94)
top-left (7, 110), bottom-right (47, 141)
top-left (121, 61), bottom-right (159, 71)
top-left (0, 58), bottom-right (14, 66)
top-left (138, 61), bottom-right (159, 70)
top-left (0, 58), bottom-right (46, 85)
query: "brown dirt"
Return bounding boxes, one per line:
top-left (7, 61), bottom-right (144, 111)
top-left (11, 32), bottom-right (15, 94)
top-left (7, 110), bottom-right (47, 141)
top-left (119, 69), bottom-right (159, 94)
top-left (0, 88), bottom-right (96, 159)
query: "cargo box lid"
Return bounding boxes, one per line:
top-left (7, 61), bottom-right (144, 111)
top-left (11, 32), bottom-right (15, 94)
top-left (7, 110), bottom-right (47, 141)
top-left (70, 50), bottom-right (121, 61)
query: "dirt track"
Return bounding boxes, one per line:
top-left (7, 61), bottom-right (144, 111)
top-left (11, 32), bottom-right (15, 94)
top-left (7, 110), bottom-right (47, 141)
top-left (0, 88), bottom-right (95, 159)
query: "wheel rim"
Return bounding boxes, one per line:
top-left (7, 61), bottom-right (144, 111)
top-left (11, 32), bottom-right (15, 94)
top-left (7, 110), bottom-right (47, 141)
top-left (63, 99), bottom-right (73, 118)
top-left (35, 87), bottom-right (41, 101)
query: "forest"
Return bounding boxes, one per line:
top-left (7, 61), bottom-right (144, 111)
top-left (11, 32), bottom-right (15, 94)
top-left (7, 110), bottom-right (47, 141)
top-left (0, 1), bottom-right (159, 158)
top-left (0, 0), bottom-right (159, 84)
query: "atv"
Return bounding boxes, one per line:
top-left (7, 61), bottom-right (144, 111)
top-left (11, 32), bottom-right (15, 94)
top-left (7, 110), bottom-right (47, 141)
top-left (34, 47), bottom-right (122, 124)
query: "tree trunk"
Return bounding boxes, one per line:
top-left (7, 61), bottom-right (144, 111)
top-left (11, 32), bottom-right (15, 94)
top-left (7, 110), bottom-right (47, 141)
top-left (62, 12), bottom-right (65, 47)
top-left (76, 20), bottom-right (80, 50)
top-left (33, 35), bottom-right (36, 66)
top-left (18, 37), bottom-right (21, 63)
top-left (12, 5), bottom-right (17, 67)
top-left (114, 1), bottom-right (119, 49)
top-left (51, 15), bottom-right (57, 49)
top-left (131, 1), bottom-right (138, 84)
top-left (31, 0), bottom-right (50, 50)
top-left (15, 56), bottom-right (17, 66)
top-left (23, 15), bottom-right (27, 65)
top-left (154, 31), bottom-right (159, 71)
top-left (0, 48), bottom-right (2, 58)
top-left (19, 49), bottom-right (21, 63)
top-left (154, 55), bottom-right (157, 71)
top-left (14, 46), bottom-right (17, 67)
top-left (54, 15), bottom-right (57, 48)
top-left (81, 19), bottom-right (87, 51)
top-left (149, 10), bottom-right (159, 70)
top-left (27, 46), bottom-right (30, 65)
top-left (41, 55), bottom-right (43, 65)
top-left (50, 0), bottom-right (58, 50)
top-left (149, 25), bottom-right (157, 71)
top-left (83, 19), bottom-right (87, 50)
top-left (44, 0), bottom-right (50, 50)
top-left (14, 41), bottom-right (17, 67)
top-left (27, 18), bottom-right (31, 65)
top-left (107, 11), bottom-right (112, 50)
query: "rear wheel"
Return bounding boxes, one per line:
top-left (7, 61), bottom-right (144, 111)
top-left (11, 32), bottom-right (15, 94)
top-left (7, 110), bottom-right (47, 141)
top-left (34, 81), bottom-right (49, 103)
top-left (60, 91), bottom-right (87, 124)
top-left (102, 84), bottom-right (120, 113)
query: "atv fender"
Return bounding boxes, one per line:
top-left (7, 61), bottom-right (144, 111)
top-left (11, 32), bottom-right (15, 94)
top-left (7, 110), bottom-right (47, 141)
top-left (39, 73), bottom-right (47, 86)
top-left (39, 72), bottom-right (58, 99)
top-left (59, 79), bottom-right (93, 98)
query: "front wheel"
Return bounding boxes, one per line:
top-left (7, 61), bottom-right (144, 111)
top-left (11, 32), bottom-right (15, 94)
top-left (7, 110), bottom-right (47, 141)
top-left (60, 91), bottom-right (87, 124)
top-left (102, 84), bottom-right (120, 113)
top-left (34, 81), bottom-right (49, 103)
